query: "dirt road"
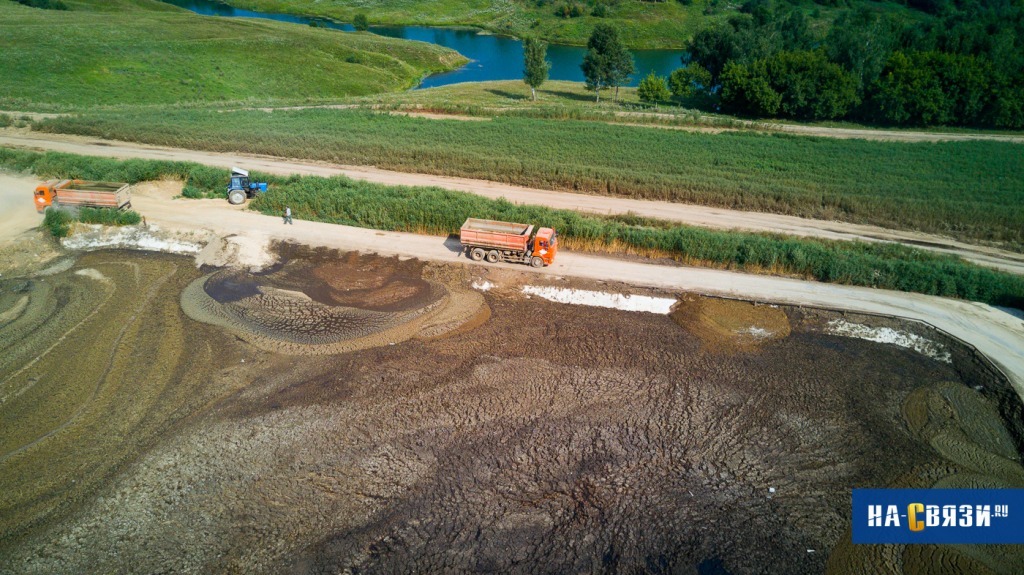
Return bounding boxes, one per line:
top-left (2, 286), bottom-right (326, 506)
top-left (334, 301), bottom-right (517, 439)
top-left (111, 183), bottom-right (1024, 402)
top-left (2, 130), bottom-right (1022, 274)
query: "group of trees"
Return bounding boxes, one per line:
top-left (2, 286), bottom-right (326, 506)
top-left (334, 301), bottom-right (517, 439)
top-left (679, 0), bottom-right (1024, 127)
top-left (523, 24), bottom-right (636, 103)
top-left (521, 0), bottom-right (1022, 128)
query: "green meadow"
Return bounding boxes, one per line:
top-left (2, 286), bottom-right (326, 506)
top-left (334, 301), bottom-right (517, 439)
top-left (0, 0), bottom-right (465, 110)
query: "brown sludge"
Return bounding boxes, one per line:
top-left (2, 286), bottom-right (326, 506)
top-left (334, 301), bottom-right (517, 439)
top-left (0, 246), bottom-right (1022, 575)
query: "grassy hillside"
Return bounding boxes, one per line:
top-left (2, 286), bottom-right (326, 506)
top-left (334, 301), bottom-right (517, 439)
top-left (0, 0), bottom-right (466, 110)
top-left (36, 107), bottom-right (1024, 249)
top-left (221, 0), bottom-right (922, 49)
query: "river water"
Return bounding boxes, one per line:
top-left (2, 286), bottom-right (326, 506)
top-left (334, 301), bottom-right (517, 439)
top-left (160, 0), bottom-right (688, 89)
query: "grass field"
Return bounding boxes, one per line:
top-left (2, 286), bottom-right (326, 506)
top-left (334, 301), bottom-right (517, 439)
top-left (36, 107), bottom-right (1024, 249)
top-left (3, 148), bottom-right (1023, 306)
top-left (0, 0), bottom-right (465, 110)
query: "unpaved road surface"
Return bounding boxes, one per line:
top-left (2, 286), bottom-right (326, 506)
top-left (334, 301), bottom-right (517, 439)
top-left (116, 184), bottom-right (1024, 402)
top-left (2, 173), bottom-right (1022, 399)
top-left (3, 130), bottom-right (1023, 274)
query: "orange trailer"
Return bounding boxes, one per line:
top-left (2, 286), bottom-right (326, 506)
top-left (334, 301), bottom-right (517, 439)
top-left (460, 218), bottom-right (557, 268)
top-left (34, 180), bottom-right (131, 213)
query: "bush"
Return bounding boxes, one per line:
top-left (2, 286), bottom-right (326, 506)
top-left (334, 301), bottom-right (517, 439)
top-left (14, 0), bottom-right (68, 10)
top-left (669, 64), bottom-right (713, 99)
top-left (0, 114), bottom-right (11, 128)
top-left (637, 72), bottom-right (671, 105)
top-left (592, 3), bottom-right (608, 17)
top-left (555, 2), bottom-right (584, 17)
top-left (78, 207), bottom-right (142, 226)
top-left (42, 207), bottom-right (73, 238)
top-left (181, 184), bottom-right (205, 199)
top-left (352, 13), bottom-right (369, 31)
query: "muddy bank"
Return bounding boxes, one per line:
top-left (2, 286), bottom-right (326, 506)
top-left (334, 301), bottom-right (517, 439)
top-left (0, 247), bottom-right (1021, 574)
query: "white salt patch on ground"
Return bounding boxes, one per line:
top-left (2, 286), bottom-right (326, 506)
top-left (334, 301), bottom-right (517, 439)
top-left (826, 319), bottom-right (951, 363)
top-left (737, 326), bottom-right (772, 338)
top-left (74, 268), bottom-right (109, 282)
top-left (522, 286), bottom-right (675, 314)
top-left (63, 225), bottom-right (203, 255)
top-left (471, 280), bottom-right (495, 291)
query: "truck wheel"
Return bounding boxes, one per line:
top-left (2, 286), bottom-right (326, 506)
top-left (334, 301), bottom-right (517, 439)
top-left (228, 190), bottom-right (246, 205)
top-left (485, 250), bottom-right (500, 263)
top-left (470, 247), bottom-right (485, 261)
top-left (530, 256), bottom-right (544, 268)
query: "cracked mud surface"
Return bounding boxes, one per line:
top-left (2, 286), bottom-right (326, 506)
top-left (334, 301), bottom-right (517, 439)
top-left (1, 248), bottom-right (1022, 574)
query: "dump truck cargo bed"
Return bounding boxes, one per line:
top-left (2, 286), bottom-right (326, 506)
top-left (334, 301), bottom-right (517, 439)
top-left (459, 218), bottom-right (533, 252)
top-left (34, 179), bottom-right (132, 212)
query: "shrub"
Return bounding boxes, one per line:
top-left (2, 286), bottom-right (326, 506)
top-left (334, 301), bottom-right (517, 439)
top-left (181, 184), bottom-right (204, 199)
top-left (42, 207), bottom-right (73, 238)
top-left (78, 207), bottom-right (142, 226)
top-left (637, 72), bottom-right (671, 105)
top-left (14, 0), bottom-right (68, 10)
top-left (0, 114), bottom-right (11, 128)
top-left (592, 3), bottom-right (608, 17)
top-left (353, 13), bottom-right (369, 31)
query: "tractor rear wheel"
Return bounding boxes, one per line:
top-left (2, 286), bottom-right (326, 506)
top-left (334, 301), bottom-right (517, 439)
top-left (470, 247), bottom-right (485, 261)
top-left (485, 250), bottom-right (500, 263)
top-left (228, 190), bottom-right (246, 205)
top-left (530, 256), bottom-right (544, 268)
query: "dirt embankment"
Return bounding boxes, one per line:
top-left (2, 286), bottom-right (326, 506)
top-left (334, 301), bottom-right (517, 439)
top-left (1, 247), bottom-right (1022, 574)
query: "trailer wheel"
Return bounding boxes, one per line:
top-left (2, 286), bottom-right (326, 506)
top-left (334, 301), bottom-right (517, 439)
top-left (228, 190), bottom-right (246, 205)
top-left (470, 247), bottom-right (485, 261)
top-left (530, 256), bottom-right (544, 268)
top-left (485, 250), bottom-right (500, 263)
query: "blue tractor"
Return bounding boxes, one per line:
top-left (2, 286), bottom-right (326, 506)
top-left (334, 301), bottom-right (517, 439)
top-left (227, 167), bottom-right (268, 205)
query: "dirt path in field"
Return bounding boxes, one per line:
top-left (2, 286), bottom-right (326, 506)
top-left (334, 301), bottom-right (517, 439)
top-left (2, 129), bottom-right (1022, 274)
top-left (100, 182), bottom-right (1023, 402)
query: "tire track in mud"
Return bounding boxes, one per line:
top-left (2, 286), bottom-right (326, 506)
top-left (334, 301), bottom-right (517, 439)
top-left (0, 262), bottom-right (177, 464)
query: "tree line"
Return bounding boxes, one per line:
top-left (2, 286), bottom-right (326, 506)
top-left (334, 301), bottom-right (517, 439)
top-left (523, 0), bottom-right (1023, 129)
top-left (678, 0), bottom-right (1024, 128)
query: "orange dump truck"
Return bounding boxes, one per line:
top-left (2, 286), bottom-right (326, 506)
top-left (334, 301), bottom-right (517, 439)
top-left (459, 218), bottom-right (557, 268)
top-left (34, 180), bottom-right (131, 213)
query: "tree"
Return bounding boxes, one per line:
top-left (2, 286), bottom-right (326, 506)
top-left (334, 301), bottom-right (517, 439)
top-left (762, 50), bottom-right (859, 119)
top-left (353, 13), bottom-right (369, 31)
top-left (581, 50), bottom-right (610, 102)
top-left (637, 72), bottom-right (671, 106)
top-left (523, 37), bottom-right (551, 101)
top-left (581, 24), bottom-right (634, 102)
top-left (669, 63), bottom-right (713, 99)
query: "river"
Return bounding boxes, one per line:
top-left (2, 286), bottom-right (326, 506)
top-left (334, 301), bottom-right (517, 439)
top-left (159, 0), bottom-right (688, 89)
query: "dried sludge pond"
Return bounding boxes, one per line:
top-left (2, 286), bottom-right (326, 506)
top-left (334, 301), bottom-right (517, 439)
top-left (0, 245), bottom-right (1021, 574)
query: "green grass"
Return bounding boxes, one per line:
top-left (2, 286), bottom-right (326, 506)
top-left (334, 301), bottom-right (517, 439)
top-left (4, 147), bottom-right (1023, 306)
top-left (40, 205), bottom-right (142, 238)
top-left (0, 0), bottom-right (465, 110)
top-left (36, 107), bottom-right (1024, 249)
top-left (355, 80), bottom-right (1024, 135)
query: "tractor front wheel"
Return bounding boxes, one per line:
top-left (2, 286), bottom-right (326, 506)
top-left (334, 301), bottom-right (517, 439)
top-left (530, 256), bottom-right (544, 268)
top-left (228, 190), bottom-right (246, 205)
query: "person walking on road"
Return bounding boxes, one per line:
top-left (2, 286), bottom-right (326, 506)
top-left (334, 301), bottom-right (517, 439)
top-left (283, 206), bottom-right (292, 225)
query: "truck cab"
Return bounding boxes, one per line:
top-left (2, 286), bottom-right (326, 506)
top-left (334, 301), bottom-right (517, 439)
top-left (533, 228), bottom-right (558, 265)
top-left (33, 180), bottom-right (60, 212)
